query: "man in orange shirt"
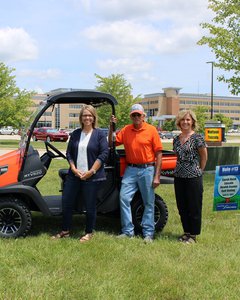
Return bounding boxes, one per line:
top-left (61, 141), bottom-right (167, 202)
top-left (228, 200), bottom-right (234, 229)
top-left (109, 104), bottom-right (162, 242)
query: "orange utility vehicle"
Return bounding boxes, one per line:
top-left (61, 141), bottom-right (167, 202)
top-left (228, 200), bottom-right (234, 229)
top-left (0, 90), bottom-right (177, 238)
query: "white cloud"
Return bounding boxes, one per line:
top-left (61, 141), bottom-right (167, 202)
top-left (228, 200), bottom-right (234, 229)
top-left (66, 0), bottom-right (91, 11)
top-left (82, 20), bottom-right (202, 57)
top-left (90, 0), bottom-right (212, 24)
top-left (96, 57), bottom-right (160, 95)
top-left (0, 27), bottom-right (38, 62)
top-left (17, 68), bottom-right (61, 80)
top-left (31, 86), bottom-right (45, 94)
top-left (155, 26), bottom-right (202, 54)
top-left (83, 21), bottom-right (158, 56)
top-left (97, 57), bottom-right (152, 73)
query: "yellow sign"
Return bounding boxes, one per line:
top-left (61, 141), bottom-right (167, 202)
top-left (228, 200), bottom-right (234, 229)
top-left (205, 128), bottom-right (222, 142)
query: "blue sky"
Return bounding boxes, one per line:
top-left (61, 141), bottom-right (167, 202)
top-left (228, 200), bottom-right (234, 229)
top-left (0, 0), bottom-right (233, 97)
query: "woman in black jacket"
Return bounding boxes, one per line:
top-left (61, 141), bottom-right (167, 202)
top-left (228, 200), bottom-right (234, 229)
top-left (52, 105), bottom-right (109, 242)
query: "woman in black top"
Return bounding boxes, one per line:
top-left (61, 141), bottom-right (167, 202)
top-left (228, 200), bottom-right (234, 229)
top-left (173, 110), bottom-right (208, 244)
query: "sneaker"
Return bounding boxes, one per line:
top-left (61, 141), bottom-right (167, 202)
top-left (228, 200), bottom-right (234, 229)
top-left (143, 236), bottom-right (153, 244)
top-left (117, 233), bottom-right (134, 239)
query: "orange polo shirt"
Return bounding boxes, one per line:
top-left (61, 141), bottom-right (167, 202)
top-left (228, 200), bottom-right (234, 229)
top-left (116, 122), bottom-right (162, 164)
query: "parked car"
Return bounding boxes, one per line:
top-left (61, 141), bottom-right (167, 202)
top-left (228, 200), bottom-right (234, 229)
top-left (159, 131), bottom-right (175, 139)
top-left (32, 127), bottom-right (69, 142)
top-left (0, 126), bottom-right (18, 135)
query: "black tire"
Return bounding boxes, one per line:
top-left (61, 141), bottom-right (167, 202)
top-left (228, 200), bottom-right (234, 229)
top-left (0, 198), bottom-right (32, 238)
top-left (131, 193), bottom-right (168, 233)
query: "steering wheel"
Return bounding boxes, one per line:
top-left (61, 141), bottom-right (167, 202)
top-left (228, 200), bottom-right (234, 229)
top-left (45, 141), bottom-right (66, 159)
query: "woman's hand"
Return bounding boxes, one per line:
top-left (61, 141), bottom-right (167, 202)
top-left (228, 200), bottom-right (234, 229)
top-left (72, 168), bottom-right (83, 178)
top-left (79, 170), bottom-right (93, 180)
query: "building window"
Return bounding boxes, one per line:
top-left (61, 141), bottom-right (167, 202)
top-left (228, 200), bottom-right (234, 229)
top-left (69, 122), bottom-right (79, 129)
top-left (37, 121), bottom-right (52, 127)
top-left (55, 104), bottom-right (60, 129)
top-left (43, 112), bottom-right (52, 116)
top-left (69, 104), bottom-right (82, 109)
top-left (69, 113), bottom-right (80, 118)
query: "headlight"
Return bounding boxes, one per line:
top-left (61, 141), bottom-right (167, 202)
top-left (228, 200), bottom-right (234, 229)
top-left (0, 165), bottom-right (8, 175)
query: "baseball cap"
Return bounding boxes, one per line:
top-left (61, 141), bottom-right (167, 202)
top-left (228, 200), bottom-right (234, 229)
top-left (130, 104), bottom-right (145, 115)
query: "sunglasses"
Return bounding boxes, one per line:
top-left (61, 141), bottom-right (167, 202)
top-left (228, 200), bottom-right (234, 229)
top-left (131, 113), bottom-right (142, 117)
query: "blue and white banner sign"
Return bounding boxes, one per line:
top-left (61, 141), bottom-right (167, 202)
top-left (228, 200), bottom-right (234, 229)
top-left (213, 165), bottom-right (240, 211)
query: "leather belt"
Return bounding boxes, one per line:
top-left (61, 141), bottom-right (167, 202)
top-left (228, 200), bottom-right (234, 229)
top-left (128, 162), bottom-right (155, 168)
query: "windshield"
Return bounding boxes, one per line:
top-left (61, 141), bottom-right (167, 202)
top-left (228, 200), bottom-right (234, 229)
top-left (19, 99), bottom-right (48, 150)
top-left (46, 129), bottom-right (58, 133)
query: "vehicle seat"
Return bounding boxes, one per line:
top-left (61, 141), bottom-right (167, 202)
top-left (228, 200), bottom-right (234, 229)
top-left (58, 169), bottom-right (69, 181)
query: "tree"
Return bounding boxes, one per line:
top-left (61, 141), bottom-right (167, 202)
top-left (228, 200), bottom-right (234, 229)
top-left (162, 119), bottom-right (176, 132)
top-left (95, 74), bottom-right (141, 128)
top-left (147, 117), bottom-right (159, 127)
top-left (198, 0), bottom-right (240, 95)
top-left (0, 62), bottom-right (33, 128)
top-left (193, 106), bottom-right (209, 133)
top-left (213, 113), bottom-right (233, 131)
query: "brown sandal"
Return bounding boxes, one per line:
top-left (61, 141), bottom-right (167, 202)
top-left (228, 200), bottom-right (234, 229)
top-left (51, 231), bottom-right (70, 239)
top-left (178, 233), bottom-right (190, 242)
top-left (80, 233), bottom-right (93, 243)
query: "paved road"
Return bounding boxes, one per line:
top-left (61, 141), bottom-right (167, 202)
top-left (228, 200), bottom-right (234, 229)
top-left (0, 134), bottom-right (21, 140)
top-left (0, 134), bottom-right (240, 157)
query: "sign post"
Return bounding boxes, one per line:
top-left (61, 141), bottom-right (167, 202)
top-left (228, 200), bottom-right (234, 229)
top-left (204, 120), bottom-right (225, 146)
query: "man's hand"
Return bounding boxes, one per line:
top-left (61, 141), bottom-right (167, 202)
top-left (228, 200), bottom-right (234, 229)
top-left (152, 176), bottom-right (160, 189)
top-left (110, 115), bottom-right (117, 124)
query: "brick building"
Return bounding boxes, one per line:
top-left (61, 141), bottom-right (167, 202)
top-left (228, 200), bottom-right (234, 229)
top-left (140, 87), bottom-right (240, 129)
top-left (32, 88), bottom-right (240, 129)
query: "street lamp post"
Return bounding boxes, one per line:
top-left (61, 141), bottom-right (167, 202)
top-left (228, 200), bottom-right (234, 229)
top-left (206, 61), bottom-right (214, 119)
top-left (147, 100), bottom-right (150, 122)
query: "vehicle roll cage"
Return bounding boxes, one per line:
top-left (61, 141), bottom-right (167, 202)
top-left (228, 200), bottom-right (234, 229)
top-left (23, 90), bottom-right (118, 171)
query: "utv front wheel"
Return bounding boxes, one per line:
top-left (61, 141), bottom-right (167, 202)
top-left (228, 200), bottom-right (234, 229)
top-left (0, 198), bottom-right (32, 238)
top-left (131, 193), bottom-right (168, 233)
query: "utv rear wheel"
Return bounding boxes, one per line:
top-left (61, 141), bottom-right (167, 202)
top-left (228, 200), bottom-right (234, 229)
top-left (131, 193), bottom-right (168, 233)
top-left (0, 198), bottom-right (32, 238)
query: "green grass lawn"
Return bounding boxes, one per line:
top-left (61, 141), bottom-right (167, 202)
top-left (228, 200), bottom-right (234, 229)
top-left (0, 139), bottom-right (68, 150)
top-left (0, 156), bottom-right (240, 299)
top-left (1, 137), bottom-right (239, 151)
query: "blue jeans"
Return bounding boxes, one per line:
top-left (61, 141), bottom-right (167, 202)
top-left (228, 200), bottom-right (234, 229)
top-left (62, 175), bottom-right (100, 233)
top-left (120, 166), bottom-right (155, 237)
